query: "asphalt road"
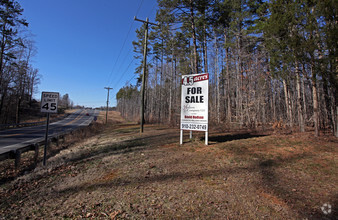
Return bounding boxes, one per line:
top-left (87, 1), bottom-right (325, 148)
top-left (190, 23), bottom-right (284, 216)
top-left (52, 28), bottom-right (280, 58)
top-left (0, 109), bottom-right (99, 155)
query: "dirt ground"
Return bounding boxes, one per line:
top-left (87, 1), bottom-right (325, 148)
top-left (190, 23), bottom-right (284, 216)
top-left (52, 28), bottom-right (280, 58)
top-left (0, 111), bottom-right (337, 219)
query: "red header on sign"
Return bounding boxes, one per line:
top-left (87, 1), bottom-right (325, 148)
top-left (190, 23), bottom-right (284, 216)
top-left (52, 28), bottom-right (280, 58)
top-left (193, 73), bottom-right (209, 83)
top-left (181, 73), bottom-right (209, 85)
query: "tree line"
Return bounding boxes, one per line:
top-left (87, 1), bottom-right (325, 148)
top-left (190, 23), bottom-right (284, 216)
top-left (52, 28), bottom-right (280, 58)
top-left (116, 0), bottom-right (337, 137)
top-left (0, 0), bottom-right (41, 124)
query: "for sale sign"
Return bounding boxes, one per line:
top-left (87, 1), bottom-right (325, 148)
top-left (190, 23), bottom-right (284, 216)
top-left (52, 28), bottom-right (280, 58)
top-left (181, 73), bottom-right (209, 131)
top-left (40, 92), bottom-right (59, 113)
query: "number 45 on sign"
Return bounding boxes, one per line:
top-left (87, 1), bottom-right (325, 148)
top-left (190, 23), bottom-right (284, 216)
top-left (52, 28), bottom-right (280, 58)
top-left (41, 92), bottom-right (59, 113)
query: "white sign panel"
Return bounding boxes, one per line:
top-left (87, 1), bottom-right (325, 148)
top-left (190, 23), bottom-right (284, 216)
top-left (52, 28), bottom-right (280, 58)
top-left (40, 92), bottom-right (59, 113)
top-left (181, 73), bottom-right (209, 131)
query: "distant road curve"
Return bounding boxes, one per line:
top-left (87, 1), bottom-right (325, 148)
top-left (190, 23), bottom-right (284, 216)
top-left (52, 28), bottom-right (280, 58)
top-left (0, 109), bottom-right (99, 155)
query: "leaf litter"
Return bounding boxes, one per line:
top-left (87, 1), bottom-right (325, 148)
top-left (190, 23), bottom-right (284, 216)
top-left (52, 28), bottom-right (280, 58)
top-left (0, 112), bottom-right (337, 219)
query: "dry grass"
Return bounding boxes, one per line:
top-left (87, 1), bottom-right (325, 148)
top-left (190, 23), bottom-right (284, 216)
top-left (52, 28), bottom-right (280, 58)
top-left (0, 112), bottom-right (337, 219)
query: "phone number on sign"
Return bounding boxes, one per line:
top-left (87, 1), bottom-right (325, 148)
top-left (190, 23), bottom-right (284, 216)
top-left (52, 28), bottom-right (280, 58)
top-left (181, 123), bottom-right (207, 131)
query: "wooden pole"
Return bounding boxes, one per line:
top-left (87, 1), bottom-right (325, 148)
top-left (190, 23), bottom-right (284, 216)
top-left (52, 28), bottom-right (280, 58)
top-left (134, 16), bottom-right (158, 133)
top-left (104, 87), bottom-right (113, 124)
top-left (140, 19), bottom-right (148, 133)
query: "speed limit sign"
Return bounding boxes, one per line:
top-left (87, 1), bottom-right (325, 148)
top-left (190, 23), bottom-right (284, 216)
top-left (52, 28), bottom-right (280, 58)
top-left (41, 92), bottom-right (59, 113)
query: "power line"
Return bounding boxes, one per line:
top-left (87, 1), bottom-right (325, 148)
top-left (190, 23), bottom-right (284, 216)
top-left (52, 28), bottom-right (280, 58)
top-left (106, 0), bottom-right (145, 86)
top-left (112, 57), bottom-right (135, 89)
top-left (147, 2), bottom-right (157, 18)
top-left (106, 23), bottom-right (135, 86)
top-left (106, 0), bottom-right (158, 113)
top-left (116, 47), bottom-right (134, 75)
top-left (125, 71), bottom-right (138, 85)
top-left (135, 0), bottom-right (145, 17)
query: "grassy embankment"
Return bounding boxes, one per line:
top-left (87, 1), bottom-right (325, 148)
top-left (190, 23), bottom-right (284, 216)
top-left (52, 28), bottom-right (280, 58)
top-left (0, 111), bottom-right (337, 219)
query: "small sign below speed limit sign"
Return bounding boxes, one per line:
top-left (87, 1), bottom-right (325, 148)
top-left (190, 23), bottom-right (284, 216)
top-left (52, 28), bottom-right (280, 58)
top-left (40, 91), bottom-right (59, 113)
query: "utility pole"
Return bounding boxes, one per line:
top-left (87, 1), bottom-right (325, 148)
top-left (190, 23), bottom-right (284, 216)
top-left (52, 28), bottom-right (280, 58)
top-left (134, 16), bottom-right (158, 133)
top-left (104, 87), bottom-right (113, 124)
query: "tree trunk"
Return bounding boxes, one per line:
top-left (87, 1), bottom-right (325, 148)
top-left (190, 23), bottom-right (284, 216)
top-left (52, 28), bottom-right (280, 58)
top-left (224, 30), bottom-right (231, 123)
top-left (236, 34), bottom-right (243, 127)
top-left (189, 0), bottom-right (198, 74)
top-left (296, 62), bottom-right (305, 132)
top-left (312, 72), bottom-right (319, 137)
top-left (214, 31), bottom-right (219, 123)
top-left (0, 25), bottom-right (7, 86)
top-left (168, 57), bottom-right (173, 124)
top-left (301, 76), bottom-right (307, 122)
top-left (0, 30), bottom-right (7, 117)
top-left (322, 76), bottom-right (334, 133)
top-left (272, 80), bottom-right (276, 121)
top-left (335, 106), bottom-right (338, 137)
top-left (283, 78), bottom-right (292, 127)
top-left (16, 96), bottom-right (22, 124)
top-left (0, 87), bottom-right (7, 122)
top-left (203, 23), bottom-right (208, 73)
top-left (217, 69), bottom-right (220, 124)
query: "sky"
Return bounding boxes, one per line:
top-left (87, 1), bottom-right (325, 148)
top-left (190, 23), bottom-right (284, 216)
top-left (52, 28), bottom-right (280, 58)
top-left (18, 0), bottom-right (158, 108)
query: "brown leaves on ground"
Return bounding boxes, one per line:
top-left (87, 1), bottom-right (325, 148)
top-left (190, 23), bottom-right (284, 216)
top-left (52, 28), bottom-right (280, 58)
top-left (0, 118), bottom-right (337, 219)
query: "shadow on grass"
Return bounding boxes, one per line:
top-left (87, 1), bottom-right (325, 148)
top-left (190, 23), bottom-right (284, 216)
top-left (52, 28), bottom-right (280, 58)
top-left (64, 140), bottom-right (148, 166)
top-left (0, 124), bottom-right (179, 186)
top-left (62, 131), bottom-right (180, 167)
top-left (257, 154), bottom-right (338, 219)
top-left (34, 135), bottom-right (337, 220)
top-left (207, 133), bottom-right (266, 143)
top-left (56, 165), bottom-right (255, 198)
top-left (216, 137), bottom-right (337, 220)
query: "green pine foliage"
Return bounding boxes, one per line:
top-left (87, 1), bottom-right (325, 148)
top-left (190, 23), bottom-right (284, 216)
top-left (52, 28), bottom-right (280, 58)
top-left (117, 0), bottom-right (337, 136)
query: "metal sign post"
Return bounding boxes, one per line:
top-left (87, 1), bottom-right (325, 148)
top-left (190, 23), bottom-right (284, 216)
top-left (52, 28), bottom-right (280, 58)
top-left (43, 113), bottom-right (50, 166)
top-left (180, 73), bottom-right (209, 145)
top-left (40, 91), bottom-right (59, 166)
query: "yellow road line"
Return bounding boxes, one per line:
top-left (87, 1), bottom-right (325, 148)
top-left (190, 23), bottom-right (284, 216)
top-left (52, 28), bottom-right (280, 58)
top-left (0, 133), bottom-right (22, 138)
top-left (65, 110), bottom-right (87, 126)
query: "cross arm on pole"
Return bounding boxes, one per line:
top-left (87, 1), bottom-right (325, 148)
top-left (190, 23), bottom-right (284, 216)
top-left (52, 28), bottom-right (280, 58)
top-left (134, 16), bottom-right (159, 26)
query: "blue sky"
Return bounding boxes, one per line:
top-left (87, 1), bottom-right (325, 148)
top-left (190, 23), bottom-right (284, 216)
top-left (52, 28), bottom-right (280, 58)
top-left (18, 0), bottom-right (158, 107)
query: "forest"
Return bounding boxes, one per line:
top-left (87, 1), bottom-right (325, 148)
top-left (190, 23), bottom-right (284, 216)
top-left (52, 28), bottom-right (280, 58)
top-left (116, 0), bottom-right (337, 137)
top-left (0, 1), bottom-right (75, 124)
top-left (0, 0), bottom-right (40, 124)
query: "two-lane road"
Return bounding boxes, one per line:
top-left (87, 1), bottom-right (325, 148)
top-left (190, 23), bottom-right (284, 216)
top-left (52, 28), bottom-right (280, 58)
top-left (0, 109), bottom-right (99, 155)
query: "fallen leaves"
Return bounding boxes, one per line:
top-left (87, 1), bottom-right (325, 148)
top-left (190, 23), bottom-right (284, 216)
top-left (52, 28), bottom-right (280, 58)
top-left (0, 125), bottom-right (337, 219)
top-left (109, 210), bottom-right (122, 219)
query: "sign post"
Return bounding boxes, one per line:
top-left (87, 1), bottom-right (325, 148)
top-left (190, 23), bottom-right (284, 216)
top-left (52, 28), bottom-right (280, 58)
top-left (180, 73), bottom-right (209, 145)
top-left (43, 113), bottom-right (50, 166)
top-left (40, 91), bottom-right (59, 166)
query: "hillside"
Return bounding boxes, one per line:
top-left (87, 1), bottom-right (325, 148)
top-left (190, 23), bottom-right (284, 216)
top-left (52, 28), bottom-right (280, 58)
top-left (0, 111), bottom-right (337, 219)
